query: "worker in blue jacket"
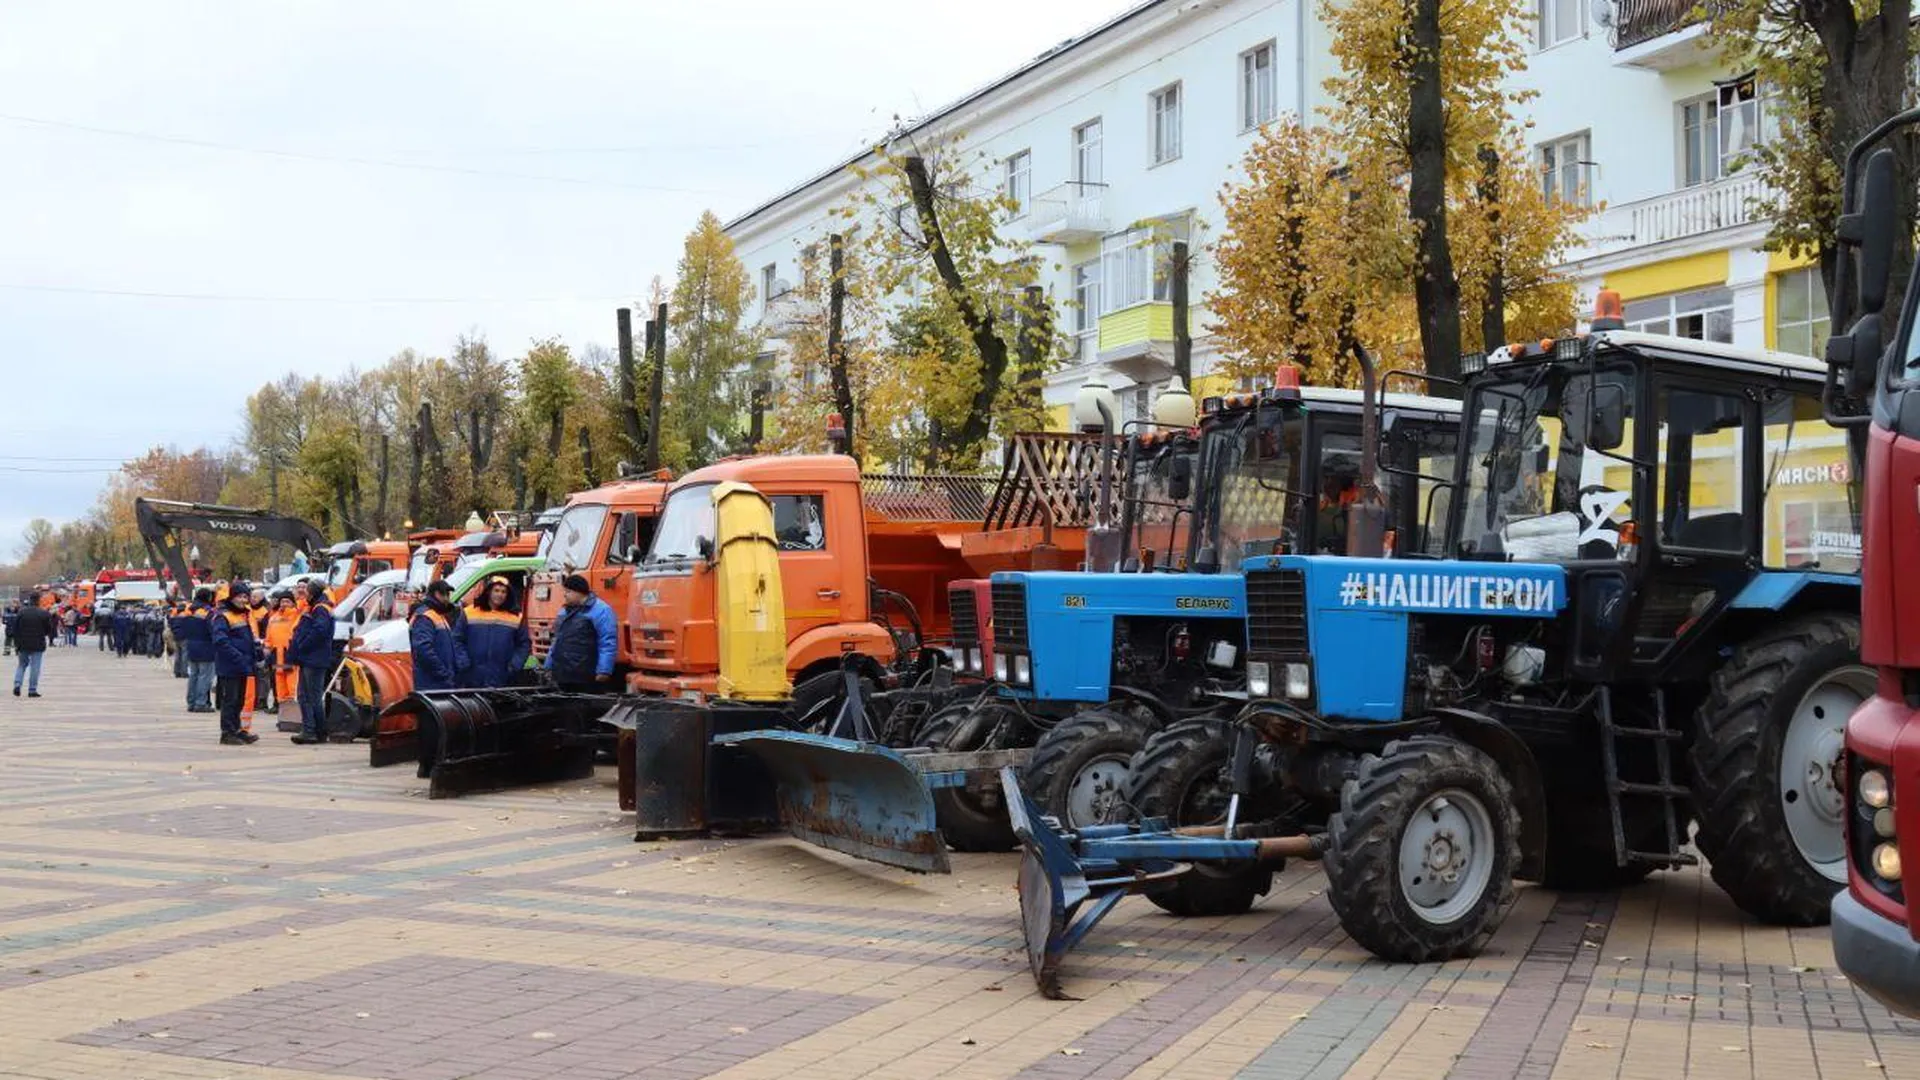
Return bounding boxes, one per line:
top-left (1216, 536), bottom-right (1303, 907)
top-left (543, 573), bottom-right (617, 692)
top-left (409, 579), bottom-right (467, 693)
top-left (462, 577), bottom-right (530, 688)
top-left (286, 580), bottom-right (336, 744)
top-left (210, 585), bottom-right (262, 744)
top-left (176, 589), bottom-right (218, 713)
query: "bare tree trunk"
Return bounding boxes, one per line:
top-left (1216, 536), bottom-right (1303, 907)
top-left (615, 308), bottom-right (646, 464)
top-left (645, 303), bottom-right (668, 471)
top-left (1171, 241), bottom-right (1192, 386)
top-left (1405, 0), bottom-right (1463, 384)
top-left (903, 155), bottom-right (1013, 458)
top-left (406, 421), bottom-right (424, 527)
top-left (1808, 0), bottom-right (1916, 314)
top-left (1476, 145), bottom-right (1507, 353)
top-left (374, 433), bottom-right (391, 536)
top-left (1014, 284), bottom-right (1050, 429)
top-left (826, 232), bottom-right (857, 458)
top-left (535, 412), bottom-right (564, 510)
top-left (578, 427), bottom-right (597, 488)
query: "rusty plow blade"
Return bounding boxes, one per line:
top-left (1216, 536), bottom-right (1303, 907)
top-left (390, 688), bottom-right (617, 799)
top-left (712, 730), bottom-right (953, 874)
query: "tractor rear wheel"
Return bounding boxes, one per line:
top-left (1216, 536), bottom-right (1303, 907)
top-left (1021, 705), bottom-right (1158, 829)
top-left (1121, 718), bottom-right (1274, 916)
top-left (1689, 614), bottom-right (1867, 925)
top-left (1324, 736), bottom-right (1518, 963)
top-left (919, 700), bottom-right (1027, 852)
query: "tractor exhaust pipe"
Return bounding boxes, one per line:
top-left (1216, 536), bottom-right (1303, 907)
top-left (1348, 344), bottom-right (1388, 559)
top-left (1084, 396), bottom-right (1123, 573)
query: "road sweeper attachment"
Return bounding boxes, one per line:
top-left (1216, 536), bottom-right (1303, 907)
top-left (378, 688), bottom-right (618, 798)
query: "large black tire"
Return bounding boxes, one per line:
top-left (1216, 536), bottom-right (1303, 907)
top-left (1021, 706), bottom-right (1158, 829)
top-left (1323, 736), bottom-right (1519, 963)
top-left (788, 668), bottom-right (882, 739)
top-left (1689, 614), bottom-right (1865, 926)
top-left (1121, 718), bottom-right (1274, 916)
top-left (918, 700), bottom-right (1026, 852)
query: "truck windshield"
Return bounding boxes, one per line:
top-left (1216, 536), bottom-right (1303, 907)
top-left (1192, 405), bottom-right (1299, 567)
top-left (645, 484), bottom-right (716, 564)
top-left (547, 503), bottom-right (609, 572)
top-left (1454, 359), bottom-right (1636, 561)
top-left (1125, 437), bottom-right (1199, 568)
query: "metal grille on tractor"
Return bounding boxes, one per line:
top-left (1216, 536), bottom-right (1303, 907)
top-left (992, 581), bottom-right (1029, 651)
top-left (1246, 569), bottom-right (1309, 658)
top-left (949, 584), bottom-right (981, 646)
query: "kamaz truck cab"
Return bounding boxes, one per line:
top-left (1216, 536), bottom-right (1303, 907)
top-left (1007, 327), bottom-right (1867, 998)
top-left (980, 383), bottom-right (1461, 834)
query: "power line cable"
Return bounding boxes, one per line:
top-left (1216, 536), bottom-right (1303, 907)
top-left (0, 112), bottom-right (745, 197)
top-left (0, 282), bottom-right (639, 305)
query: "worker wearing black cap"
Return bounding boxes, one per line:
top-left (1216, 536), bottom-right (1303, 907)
top-left (543, 573), bottom-right (617, 692)
top-left (210, 583), bottom-right (262, 744)
top-left (409, 579), bottom-right (468, 692)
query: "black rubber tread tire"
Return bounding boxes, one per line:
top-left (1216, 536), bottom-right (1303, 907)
top-left (1021, 706), bottom-right (1159, 829)
top-left (788, 668), bottom-right (880, 739)
top-left (1323, 735), bottom-right (1519, 963)
top-left (1688, 613), bottom-right (1860, 926)
top-left (919, 701), bottom-right (1021, 853)
top-left (1120, 717), bottom-right (1274, 916)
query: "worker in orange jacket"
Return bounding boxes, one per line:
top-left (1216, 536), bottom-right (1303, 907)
top-left (265, 593), bottom-right (301, 712)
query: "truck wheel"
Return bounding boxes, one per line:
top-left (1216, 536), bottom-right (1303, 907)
top-left (1121, 718), bottom-right (1274, 916)
top-left (1021, 706), bottom-right (1158, 829)
top-left (919, 701), bottom-right (1024, 852)
top-left (1689, 614), bottom-right (1868, 925)
top-left (1324, 736), bottom-right (1518, 963)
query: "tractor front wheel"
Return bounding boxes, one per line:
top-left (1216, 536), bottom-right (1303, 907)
top-left (1121, 718), bottom-right (1274, 916)
top-left (918, 700), bottom-right (1028, 852)
top-left (1021, 705), bottom-right (1158, 829)
top-left (1690, 614), bottom-right (1868, 925)
top-left (1323, 736), bottom-right (1518, 963)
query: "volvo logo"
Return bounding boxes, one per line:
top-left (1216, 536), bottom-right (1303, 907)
top-left (206, 521), bottom-right (258, 533)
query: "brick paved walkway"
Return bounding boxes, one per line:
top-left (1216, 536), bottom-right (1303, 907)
top-left (3, 645), bottom-right (1918, 1079)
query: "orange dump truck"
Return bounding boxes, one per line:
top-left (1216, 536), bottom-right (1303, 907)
top-left (523, 472), bottom-right (675, 674)
top-left (322, 539), bottom-right (412, 605)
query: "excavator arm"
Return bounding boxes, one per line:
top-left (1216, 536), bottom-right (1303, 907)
top-left (133, 498), bottom-right (329, 593)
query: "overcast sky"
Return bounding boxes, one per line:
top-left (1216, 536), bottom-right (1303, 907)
top-left (0, 0), bottom-right (1127, 557)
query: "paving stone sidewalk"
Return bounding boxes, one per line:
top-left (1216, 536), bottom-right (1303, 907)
top-left (3, 645), bottom-right (1917, 1079)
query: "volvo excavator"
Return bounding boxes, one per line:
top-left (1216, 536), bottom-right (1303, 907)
top-left (133, 498), bottom-right (330, 596)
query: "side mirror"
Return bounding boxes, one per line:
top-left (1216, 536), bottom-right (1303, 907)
top-left (1857, 147), bottom-right (1897, 318)
top-left (353, 607), bottom-right (367, 626)
top-left (1167, 455), bottom-right (1193, 504)
top-left (697, 536), bottom-right (716, 562)
top-left (1587, 387), bottom-right (1628, 452)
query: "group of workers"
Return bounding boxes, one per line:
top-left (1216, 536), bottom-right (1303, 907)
top-left (402, 571), bottom-right (613, 695)
top-left (167, 580), bottom-right (337, 746)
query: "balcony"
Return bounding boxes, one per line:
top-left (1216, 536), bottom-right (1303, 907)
top-left (1025, 182), bottom-right (1109, 245)
top-left (1610, 0), bottom-right (1726, 70)
top-left (759, 290), bottom-right (818, 336)
top-left (1095, 301), bottom-right (1176, 383)
top-left (1577, 173), bottom-right (1768, 258)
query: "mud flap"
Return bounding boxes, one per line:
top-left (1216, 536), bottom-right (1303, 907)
top-left (714, 730), bottom-right (953, 874)
top-left (369, 698), bottom-right (421, 767)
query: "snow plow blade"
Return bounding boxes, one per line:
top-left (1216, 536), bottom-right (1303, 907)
top-left (713, 730), bottom-right (954, 874)
top-left (382, 688), bottom-right (617, 799)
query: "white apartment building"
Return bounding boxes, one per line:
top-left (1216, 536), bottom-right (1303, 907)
top-left (726, 0), bottom-right (1824, 431)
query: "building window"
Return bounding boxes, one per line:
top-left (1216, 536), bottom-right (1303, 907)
top-left (1073, 119), bottom-right (1103, 185)
top-left (1071, 260), bottom-right (1101, 354)
top-left (1099, 221), bottom-right (1187, 313)
top-left (1774, 266), bottom-right (1831, 358)
top-left (1679, 94), bottom-right (1719, 187)
top-left (1150, 83), bottom-right (1182, 165)
top-left (1536, 0), bottom-right (1582, 48)
top-left (1240, 42), bottom-right (1277, 131)
top-left (1003, 150), bottom-right (1031, 216)
top-left (1717, 74), bottom-right (1774, 175)
top-left (1623, 286), bottom-right (1734, 343)
top-left (760, 264), bottom-right (778, 310)
top-left (1537, 132), bottom-right (1591, 205)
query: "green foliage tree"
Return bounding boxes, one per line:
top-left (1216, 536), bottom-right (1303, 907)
top-left (663, 211), bottom-right (760, 470)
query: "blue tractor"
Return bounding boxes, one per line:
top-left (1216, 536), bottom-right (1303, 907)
top-left (999, 385), bottom-right (1461, 834)
top-left (1010, 329), bottom-right (1869, 997)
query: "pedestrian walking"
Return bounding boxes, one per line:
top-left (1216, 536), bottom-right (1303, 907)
top-left (60, 604), bottom-right (78, 647)
top-left (408, 580), bottom-right (467, 692)
top-left (168, 602), bottom-right (189, 678)
top-left (542, 574), bottom-right (617, 693)
top-left (3, 601), bottom-right (16, 656)
top-left (286, 581), bottom-right (335, 744)
top-left (210, 585), bottom-right (261, 744)
top-left (178, 589), bottom-right (217, 712)
top-left (461, 577), bottom-right (530, 688)
top-left (11, 592), bottom-right (55, 697)
top-left (110, 605), bottom-right (131, 657)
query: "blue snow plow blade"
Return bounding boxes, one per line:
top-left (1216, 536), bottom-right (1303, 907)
top-left (713, 730), bottom-right (951, 874)
top-left (1002, 767), bottom-right (1321, 999)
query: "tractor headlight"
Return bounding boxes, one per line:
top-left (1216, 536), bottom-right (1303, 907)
top-left (1876, 808), bottom-right (1897, 839)
top-left (1284, 662), bottom-right (1312, 701)
top-left (993, 654), bottom-right (1009, 683)
top-left (1875, 842), bottom-right (1903, 881)
top-left (1861, 769), bottom-right (1892, 809)
top-left (1013, 655), bottom-right (1032, 686)
top-left (1246, 661), bottom-right (1271, 698)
